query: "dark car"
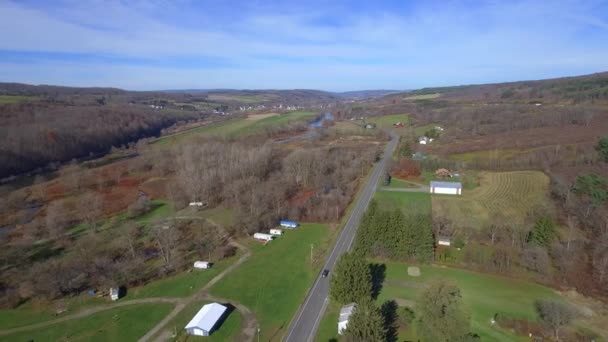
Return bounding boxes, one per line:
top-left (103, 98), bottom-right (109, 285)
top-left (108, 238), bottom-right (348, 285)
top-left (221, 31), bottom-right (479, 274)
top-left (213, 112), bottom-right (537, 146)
top-left (322, 269), bottom-right (329, 278)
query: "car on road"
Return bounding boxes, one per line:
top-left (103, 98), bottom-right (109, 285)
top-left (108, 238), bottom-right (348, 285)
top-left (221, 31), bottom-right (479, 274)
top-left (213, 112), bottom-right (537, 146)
top-left (321, 269), bottom-right (329, 278)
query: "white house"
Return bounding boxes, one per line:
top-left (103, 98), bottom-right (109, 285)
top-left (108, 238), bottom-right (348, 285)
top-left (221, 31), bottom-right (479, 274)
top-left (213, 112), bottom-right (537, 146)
top-left (437, 237), bottom-right (452, 246)
top-left (253, 233), bottom-right (274, 242)
top-left (185, 303), bottom-right (227, 336)
top-left (269, 229), bottom-right (283, 236)
top-left (430, 181), bottom-right (462, 195)
top-left (194, 261), bottom-right (211, 269)
top-left (338, 303), bottom-right (357, 335)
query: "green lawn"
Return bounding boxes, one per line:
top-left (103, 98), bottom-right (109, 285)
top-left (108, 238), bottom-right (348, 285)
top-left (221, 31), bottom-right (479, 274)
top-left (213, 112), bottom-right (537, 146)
top-left (367, 114), bottom-right (409, 128)
top-left (240, 111), bottom-right (316, 135)
top-left (373, 191), bottom-right (432, 215)
top-left (161, 301), bottom-right (242, 341)
top-left (0, 95), bottom-right (35, 104)
top-left (378, 263), bottom-right (561, 341)
top-left (382, 177), bottom-right (420, 189)
top-left (210, 223), bottom-right (329, 341)
top-left (1, 303), bottom-right (174, 341)
top-left (200, 207), bottom-right (235, 228)
top-left (127, 251), bottom-right (241, 299)
top-left (0, 296), bottom-right (107, 330)
top-left (135, 199), bottom-right (172, 224)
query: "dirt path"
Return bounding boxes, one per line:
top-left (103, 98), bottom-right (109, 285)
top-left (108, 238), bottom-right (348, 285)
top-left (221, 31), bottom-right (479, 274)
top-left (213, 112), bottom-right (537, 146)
top-left (0, 217), bottom-right (257, 342)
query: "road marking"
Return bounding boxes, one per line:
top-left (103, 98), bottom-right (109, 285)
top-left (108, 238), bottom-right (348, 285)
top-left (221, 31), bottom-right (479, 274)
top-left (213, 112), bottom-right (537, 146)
top-left (307, 297), bottom-right (329, 342)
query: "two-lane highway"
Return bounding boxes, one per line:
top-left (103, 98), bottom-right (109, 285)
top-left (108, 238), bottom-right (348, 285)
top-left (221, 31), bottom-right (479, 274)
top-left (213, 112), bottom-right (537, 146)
top-left (284, 132), bottom-right (398, 342)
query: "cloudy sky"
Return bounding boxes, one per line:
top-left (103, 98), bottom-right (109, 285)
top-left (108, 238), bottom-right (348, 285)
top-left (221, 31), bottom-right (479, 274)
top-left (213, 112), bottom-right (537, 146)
top-left (0, 0), bottom-right (607, 91)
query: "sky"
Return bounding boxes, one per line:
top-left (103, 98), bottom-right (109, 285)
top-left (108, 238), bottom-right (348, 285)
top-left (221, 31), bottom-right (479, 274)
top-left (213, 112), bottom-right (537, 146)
top-left (0, 0), bottom-right (607, 91)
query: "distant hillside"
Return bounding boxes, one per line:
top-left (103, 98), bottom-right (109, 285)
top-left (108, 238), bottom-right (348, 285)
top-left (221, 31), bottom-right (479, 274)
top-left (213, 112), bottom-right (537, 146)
top-left (333, 90), bottom-right (401, 99)
top-left (388, 71), bottom-right (608, 104)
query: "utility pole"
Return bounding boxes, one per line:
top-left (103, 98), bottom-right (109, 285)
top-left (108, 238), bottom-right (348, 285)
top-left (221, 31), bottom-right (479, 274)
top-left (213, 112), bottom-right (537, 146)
top-left (310, 244), bottom-right (314, 266)
top-left (257, 326), bottom-right (260, 342)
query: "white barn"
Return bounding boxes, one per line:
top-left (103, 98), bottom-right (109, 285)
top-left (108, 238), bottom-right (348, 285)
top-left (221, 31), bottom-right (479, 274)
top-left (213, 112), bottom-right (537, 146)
top-left (194, 261), bottom-right (211, 269)
top-left (185, 303), bottom-right (227, 336)
top-left (430, 181), bottom-right (462, 195)
top-left (253, 233), bottom-right (273, 242)
top-left (338, 303), bottom-right (357, 335)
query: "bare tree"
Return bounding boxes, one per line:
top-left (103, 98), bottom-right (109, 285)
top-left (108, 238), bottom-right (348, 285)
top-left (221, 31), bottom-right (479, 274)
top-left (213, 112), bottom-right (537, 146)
top-left (152, 224), bottom-right (179, 266)
top-left (535, 300), bottom-right (577, 340)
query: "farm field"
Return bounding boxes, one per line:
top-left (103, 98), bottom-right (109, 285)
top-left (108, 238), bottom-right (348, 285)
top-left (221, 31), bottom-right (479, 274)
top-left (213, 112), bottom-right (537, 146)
top-left (0, 95), bottom-right (35, 104)
top-left (367, 113), bottom-right (409, 128)
top-left (373, 190), bottom-right (432, 215)
top-left (403, 93), bottom-right (441, 101)
top-left (162, 301), bottom-right (242, 342)
top-left (432, 171), bottom-right (550, 229)
top-left (209, 223), bottom-right (330, 341)
top-left (376, 262), bottom-right (561, 341)
top-left (0, 303), bottom-right (174, 341)
top-left (449, 148), bottom-right (526, 162)
top-left (153, 111), bottom-right (316, 146)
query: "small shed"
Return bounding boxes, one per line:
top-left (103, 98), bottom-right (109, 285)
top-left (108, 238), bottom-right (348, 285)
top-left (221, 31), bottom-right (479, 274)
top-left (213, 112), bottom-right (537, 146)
top-left (269, 229), bottom-right (283, 236)
top-left (280, 220), bottom-right (299, 228)
top-left (110, 288), bottom-right (120, 301)
top-left (430, 181), bottom-right (462, 195)
top-left (437, 237), bottom-right (452, 246)
top-left (338, 303), bottom-right (357, 335)
top-left (254, 233), bottom-right (273, 242)
top-left (189, 202), bottom-right (204, 207)
top-left (194, 261), bottom-right (211, 269)
top-left (185, 302), bottom-right (227, 336)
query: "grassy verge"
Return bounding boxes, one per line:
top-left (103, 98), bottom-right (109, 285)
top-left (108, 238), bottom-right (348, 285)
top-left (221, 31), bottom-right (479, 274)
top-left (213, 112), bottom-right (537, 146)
top-left (382, 177), bottom-right (420, 189)
top-left (1, 303), bottom-right (174, 341)
top-left (315, 301), bottom-right (340, 342)
top-left (162, 301), bottom-right (242, 341)
top-left (210, 224), bottom-right (329, 341)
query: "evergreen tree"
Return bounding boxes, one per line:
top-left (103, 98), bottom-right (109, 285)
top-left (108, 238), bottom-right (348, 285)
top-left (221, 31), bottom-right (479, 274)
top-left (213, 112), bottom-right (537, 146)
top-left (417, 280), bottom-right (471, 341)
top-left (595, 136), bottom-right (608, 162)
top-left (343, 297), bottom-right (387, 342)
top-left (330, 252), bottom-right (372, 304)
top-left (529, 217), bottom-right (556, 247)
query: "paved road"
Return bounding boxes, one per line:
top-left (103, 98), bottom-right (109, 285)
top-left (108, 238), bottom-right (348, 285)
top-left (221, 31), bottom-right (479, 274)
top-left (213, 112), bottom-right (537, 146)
top-left (284, 132), bottom-right (398, 342)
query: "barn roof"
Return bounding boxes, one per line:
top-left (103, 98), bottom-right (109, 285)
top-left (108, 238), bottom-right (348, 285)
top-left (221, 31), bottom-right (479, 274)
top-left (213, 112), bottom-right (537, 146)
top-left (430, 181), bottom-right (462, 189)
top-left (185, 303), bottom-right (227, 332)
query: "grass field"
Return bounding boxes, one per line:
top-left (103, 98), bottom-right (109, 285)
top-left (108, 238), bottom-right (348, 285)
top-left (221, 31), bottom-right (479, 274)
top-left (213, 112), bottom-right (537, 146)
top-left (378, 262), bottom-right (560, 341)
top-left (449, 148), bottom-right (525, 162)
top-left (1, 303), bottom-right (174, 341)
top-left (162, 301), bottom-right (242, 341)
top-left (128, 251), bottom-right (241, 299)
top-left (373, 191), bottom-right (432, 215)
top-left (153, 111), bottom-right (316, 146)
top-left (432, 171), bottom-right (550, 229)
top-left (403, 93), bottom-right (440, 101)
top-left (0, 95), bottom-right (35, 104)
top-left (367, 114), bottom-right (409, 128)
top-left (209, 223), bottom-right (330, 341)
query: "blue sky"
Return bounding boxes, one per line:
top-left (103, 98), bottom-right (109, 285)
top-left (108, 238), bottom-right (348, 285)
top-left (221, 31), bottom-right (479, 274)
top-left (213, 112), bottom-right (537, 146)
top-left (0, 0), bottom-right (607, 91)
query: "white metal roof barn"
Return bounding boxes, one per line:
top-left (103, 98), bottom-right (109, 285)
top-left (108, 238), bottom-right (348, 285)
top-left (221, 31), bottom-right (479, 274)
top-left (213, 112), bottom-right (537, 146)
top-left (185, 302), bottom-right (227, 336)
top-left (430, 181), bottom-right (462, 195)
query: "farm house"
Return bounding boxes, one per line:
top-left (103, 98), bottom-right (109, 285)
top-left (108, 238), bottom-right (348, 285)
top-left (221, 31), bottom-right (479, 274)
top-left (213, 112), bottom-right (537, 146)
top-left (193, 261), bottom-right (211, 269)
top-left (338, 303), bottom-right (357, 335)
top-left (280, 220), bottom-right (299, 228)
top-left (185, 302), bottom-right (227, 336)
top-left (254, 233), bottom-right (273, 241)
top-left (269, 229), bottom-right (283, 236)
top-left (430, 181), bottom-right (462, 195)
